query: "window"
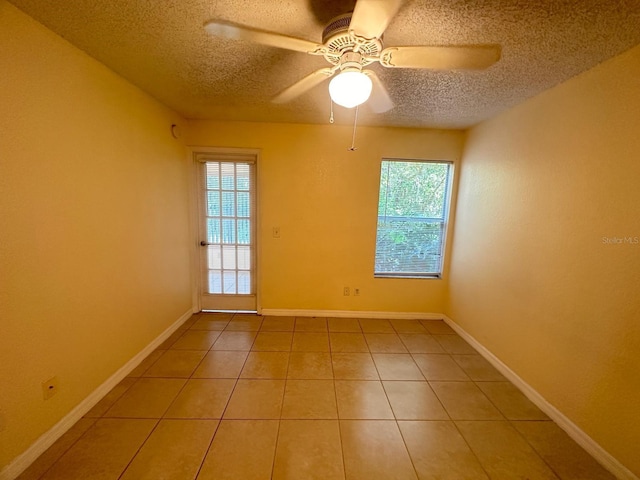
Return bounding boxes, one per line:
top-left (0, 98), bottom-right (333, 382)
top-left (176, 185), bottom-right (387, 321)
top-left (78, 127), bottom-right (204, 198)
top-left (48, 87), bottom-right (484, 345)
top-left (374, 159), bottom-right (453, 278)
top-left (201, 159), bottom-right (255, 297)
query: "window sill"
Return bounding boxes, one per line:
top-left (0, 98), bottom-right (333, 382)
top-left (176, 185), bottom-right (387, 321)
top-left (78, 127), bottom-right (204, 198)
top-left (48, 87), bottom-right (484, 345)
top-left (374, 274), bottom-right (442, 280)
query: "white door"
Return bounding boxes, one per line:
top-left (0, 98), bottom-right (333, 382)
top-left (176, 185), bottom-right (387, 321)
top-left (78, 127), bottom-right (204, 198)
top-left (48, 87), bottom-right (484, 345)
top-left (196, 152), bottom-right (257, 311)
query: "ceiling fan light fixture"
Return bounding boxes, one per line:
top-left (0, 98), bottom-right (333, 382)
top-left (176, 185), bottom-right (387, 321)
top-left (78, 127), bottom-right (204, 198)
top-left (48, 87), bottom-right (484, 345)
top-left (329, 70), bottom-right (372, 108)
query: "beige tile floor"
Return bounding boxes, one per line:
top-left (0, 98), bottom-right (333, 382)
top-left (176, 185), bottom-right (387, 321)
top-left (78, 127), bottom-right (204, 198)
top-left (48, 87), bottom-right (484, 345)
top-left (18, 313), bottom-right (615, 480)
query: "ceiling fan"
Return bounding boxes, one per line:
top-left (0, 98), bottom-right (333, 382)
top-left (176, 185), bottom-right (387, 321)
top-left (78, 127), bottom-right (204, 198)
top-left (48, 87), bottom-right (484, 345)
top-left (204, 0), bottom-right (501, 113)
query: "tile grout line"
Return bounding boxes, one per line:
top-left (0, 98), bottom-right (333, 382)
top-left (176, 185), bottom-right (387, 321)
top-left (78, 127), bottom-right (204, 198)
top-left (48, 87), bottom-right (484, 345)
top-left (409, 339), bottom-right (506, 471)
top-left (328, 324), bottom-right (348, 480)
top-left (115, 312), bottom-right (211, 480)
top-left (188, 312), bottom-right (236, 480)
top-left (449, 418), bottom-right (494, 479)
top-left (116, 418), bottom-right (162, 480)
top-left (374, 331), bottom-right (422, 480)
top-left (426, 328), bottom-right (536, 480)
top-left (269, 317), bottom-right (298, 480)
top-left (402, 320), bottom-right (492, 478)
top-left (28, 315), bottom-right (588, 480)
top-left (23, 417), bottom-right (99, 480)
top-left (121, 312), bottom-right (227, 480)
top-left (504, 419), bottom-right (564, 479)
top-left (191, 311), bottom-right (254, 480)
top-left (114, 315), bottom-right (211, 479)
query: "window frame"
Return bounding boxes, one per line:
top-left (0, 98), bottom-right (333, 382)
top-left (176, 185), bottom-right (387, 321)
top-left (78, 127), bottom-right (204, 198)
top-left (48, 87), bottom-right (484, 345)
top-left (374, 158), bottom-right (454, 279)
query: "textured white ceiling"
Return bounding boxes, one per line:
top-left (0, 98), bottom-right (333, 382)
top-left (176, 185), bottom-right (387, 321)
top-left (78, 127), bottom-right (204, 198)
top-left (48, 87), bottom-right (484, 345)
top-left (8, 0), bottom-right (640, 128)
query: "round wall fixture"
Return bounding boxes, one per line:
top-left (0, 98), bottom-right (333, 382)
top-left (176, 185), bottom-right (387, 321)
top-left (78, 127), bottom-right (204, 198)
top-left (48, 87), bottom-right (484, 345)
top-left (171, 124), bottom-right (181, 139)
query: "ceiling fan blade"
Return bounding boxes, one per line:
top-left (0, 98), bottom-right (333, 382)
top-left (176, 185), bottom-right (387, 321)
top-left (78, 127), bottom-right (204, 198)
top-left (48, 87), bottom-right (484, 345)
top-left (364, 70), bottom-right (394, 113)
top-left (380, 45), bottom-right (501, 70)
top-left (273, 68), bottom-right (335, 103)
top-left (204, 20), bottom-right (325, 54)
top-left (349, 0), bottom-right (403, 40)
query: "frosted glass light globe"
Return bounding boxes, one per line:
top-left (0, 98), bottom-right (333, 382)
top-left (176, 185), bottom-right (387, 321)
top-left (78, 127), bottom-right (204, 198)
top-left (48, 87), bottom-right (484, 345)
top-left (329, 71), bottom-right (373, 108)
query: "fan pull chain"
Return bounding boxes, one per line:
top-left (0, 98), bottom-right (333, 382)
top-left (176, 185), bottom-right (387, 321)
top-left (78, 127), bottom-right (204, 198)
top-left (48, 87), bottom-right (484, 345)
top-left (348, 105), bottom-right (359, 151)
top-left (329, 98), bottom-right (334, 124)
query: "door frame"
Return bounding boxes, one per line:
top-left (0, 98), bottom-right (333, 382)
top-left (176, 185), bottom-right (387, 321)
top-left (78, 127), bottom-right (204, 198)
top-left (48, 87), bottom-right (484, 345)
top-left (188, 146), bottom-right (261, 313)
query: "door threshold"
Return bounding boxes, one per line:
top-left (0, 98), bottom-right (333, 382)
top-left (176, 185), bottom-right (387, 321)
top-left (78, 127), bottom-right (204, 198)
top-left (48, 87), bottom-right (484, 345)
top-left (201, 309), bottom-right (258, 314)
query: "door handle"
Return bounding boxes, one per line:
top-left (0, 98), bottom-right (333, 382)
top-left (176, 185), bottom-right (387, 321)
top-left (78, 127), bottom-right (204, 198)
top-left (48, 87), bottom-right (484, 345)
top-left (200, 241), bottom-right (209, 246)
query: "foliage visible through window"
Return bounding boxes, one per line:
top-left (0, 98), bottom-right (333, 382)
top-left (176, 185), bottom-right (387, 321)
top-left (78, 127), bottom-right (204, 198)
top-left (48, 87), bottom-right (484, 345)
top-left (375, 159), bottom-right (452, 277)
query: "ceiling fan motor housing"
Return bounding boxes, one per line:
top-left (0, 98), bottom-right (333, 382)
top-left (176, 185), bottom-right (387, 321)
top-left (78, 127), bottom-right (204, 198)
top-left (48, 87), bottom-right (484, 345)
top-left (339, 51), bottom-right (366, 72)
top-left (321, 13), bottom-right (382, 66)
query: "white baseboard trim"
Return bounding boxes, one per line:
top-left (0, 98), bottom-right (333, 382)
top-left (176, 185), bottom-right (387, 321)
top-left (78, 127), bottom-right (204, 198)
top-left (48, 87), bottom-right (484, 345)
top-left (441, 315), bottom-right (638, 480)
top-left (0, 309), bottom-right (194, 480)
top-left (260, 308), bottom-right (444, 320)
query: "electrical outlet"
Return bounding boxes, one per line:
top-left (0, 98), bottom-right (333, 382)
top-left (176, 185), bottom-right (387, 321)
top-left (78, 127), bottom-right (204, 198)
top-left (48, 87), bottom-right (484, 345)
top-left (42, 376), bottom-right (59, 400)
top-left (343, 286), bottom-right (350, 296)
top-left (354, 288), bottom-right (360, 296)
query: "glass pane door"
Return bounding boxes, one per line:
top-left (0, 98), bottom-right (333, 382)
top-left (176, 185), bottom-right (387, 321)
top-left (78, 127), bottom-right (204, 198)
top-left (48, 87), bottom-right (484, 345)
top-left (199, 159), bottom-right (256, 311)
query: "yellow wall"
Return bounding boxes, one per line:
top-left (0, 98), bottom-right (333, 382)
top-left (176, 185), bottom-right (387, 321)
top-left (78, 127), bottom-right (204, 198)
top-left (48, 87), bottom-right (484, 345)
top-left (187, 121), bottom-right (464, 314)
top-left (447, 44), bottom-right (640, 475)
top-left (0, 2), bottom-right (191, 469)
top-left (8, 0), bottom-right (638, 474)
